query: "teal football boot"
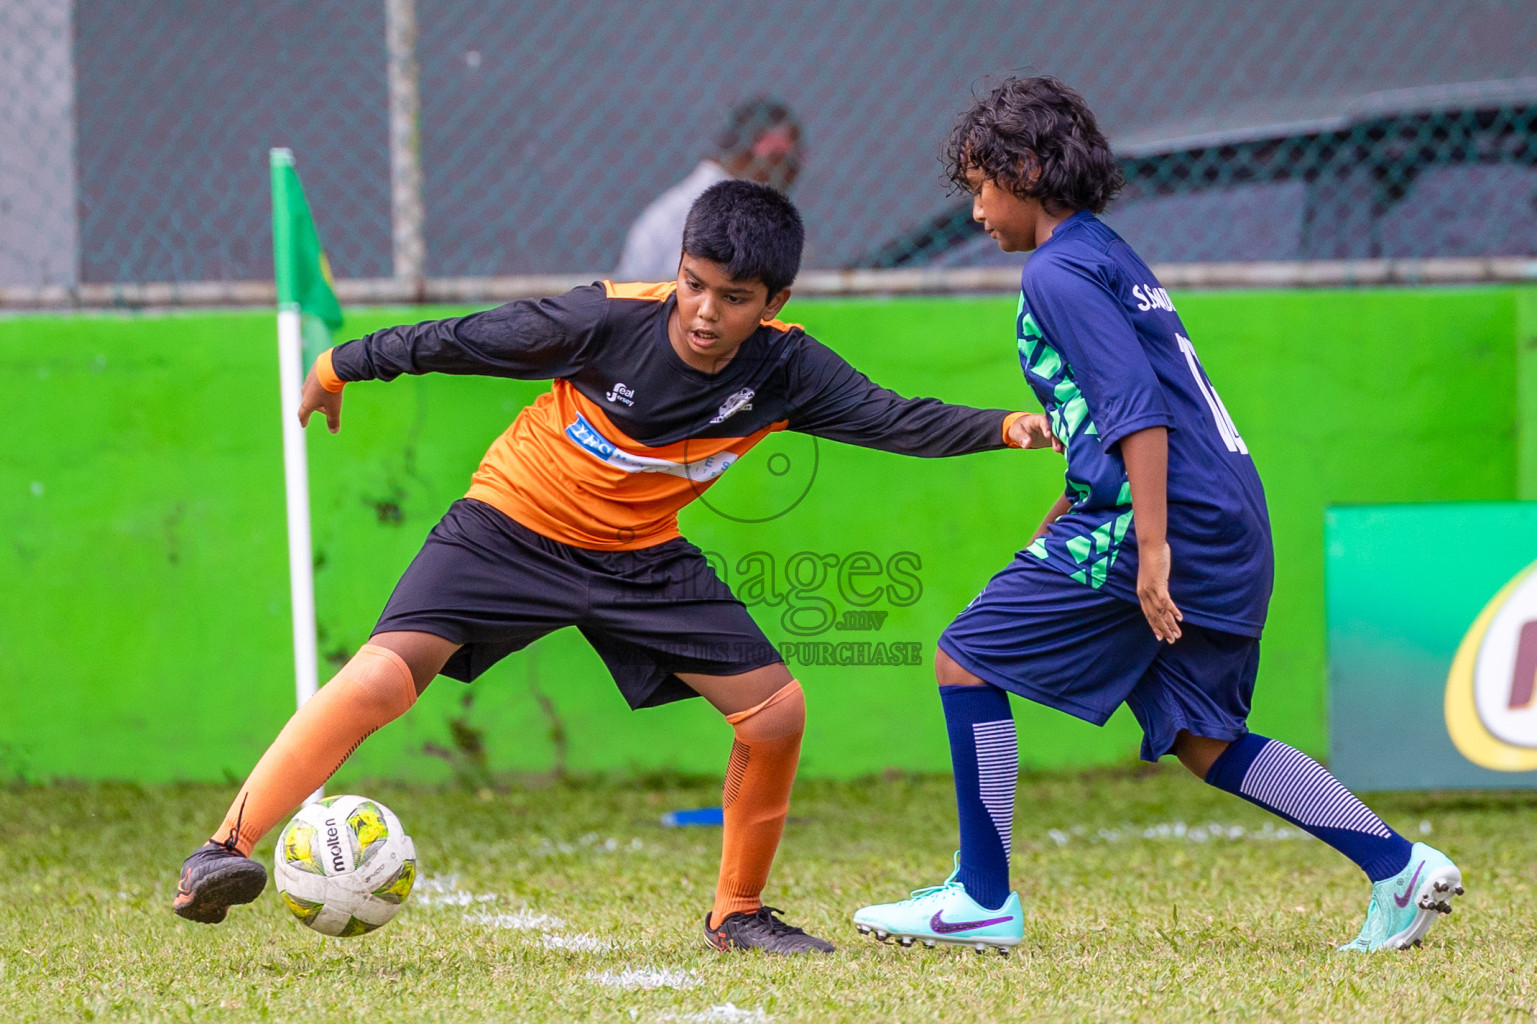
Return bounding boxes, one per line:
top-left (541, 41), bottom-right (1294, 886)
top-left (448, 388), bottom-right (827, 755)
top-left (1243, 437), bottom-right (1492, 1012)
top-left (852, 854), bottom-right (1023, 955)
top-left (1338, 842), bottom-right (1463, 952)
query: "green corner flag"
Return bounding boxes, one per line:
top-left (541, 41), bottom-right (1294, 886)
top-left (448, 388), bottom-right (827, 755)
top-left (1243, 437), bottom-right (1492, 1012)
top-left (271, 148), bottom-right (343, 376)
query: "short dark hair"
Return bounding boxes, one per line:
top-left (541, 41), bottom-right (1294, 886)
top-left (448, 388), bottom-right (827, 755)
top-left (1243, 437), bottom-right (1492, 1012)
top-left (682, 180), bottom-right (804, 295)
top-left (943, 77), bottom-right (1123, 214)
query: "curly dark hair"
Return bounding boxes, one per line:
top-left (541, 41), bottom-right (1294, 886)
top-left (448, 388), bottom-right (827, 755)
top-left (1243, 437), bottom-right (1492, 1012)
top-left (943, 77), bottom-right (1123, 214)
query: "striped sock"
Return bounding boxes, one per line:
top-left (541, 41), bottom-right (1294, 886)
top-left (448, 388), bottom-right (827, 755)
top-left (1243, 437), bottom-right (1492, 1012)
top-left (1205, 733), bottom-right (1412, 881)
top-left (939, 684), bottom-right (1016, 911)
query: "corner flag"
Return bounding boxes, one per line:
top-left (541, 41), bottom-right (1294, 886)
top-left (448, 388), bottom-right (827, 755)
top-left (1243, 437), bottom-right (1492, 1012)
top-left (271, 148), bottom-right (343, 375)
top-left (269, 148), bottom-right (339, 752)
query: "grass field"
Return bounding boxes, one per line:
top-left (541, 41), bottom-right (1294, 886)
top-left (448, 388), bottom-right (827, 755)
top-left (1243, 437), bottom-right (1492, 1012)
top-left (2, 766), bottom-right (1532, 1023)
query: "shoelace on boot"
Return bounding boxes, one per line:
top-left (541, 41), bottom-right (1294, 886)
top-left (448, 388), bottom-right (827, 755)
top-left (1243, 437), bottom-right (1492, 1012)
top-left (738, 906), bottom-right (808, 939)
top-left (217, 793), bottom-right (250, 854)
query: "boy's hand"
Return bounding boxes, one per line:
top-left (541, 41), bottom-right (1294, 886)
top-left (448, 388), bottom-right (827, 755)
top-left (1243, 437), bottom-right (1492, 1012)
top-left (298, 366), bottom-right (343, 433)
top-left (1137, 540), bottom-right (1183, 643)
top-left (1008, 413), bottom-right (1063, 452)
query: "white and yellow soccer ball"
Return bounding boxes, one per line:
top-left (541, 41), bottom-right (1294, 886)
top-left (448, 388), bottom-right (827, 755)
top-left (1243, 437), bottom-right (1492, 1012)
top-left (273, 794), bottom-right (417, 937)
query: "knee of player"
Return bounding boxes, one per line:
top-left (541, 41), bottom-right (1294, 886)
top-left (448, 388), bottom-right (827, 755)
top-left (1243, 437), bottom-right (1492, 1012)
top-left (934, 646), bottom-right (985, 689)
top-left (1172, 730), bottom-right (1230, 779)
top-left (727, 679), bottom-right (805, 742)
top-left (338, 643), bottom-right (419, 717)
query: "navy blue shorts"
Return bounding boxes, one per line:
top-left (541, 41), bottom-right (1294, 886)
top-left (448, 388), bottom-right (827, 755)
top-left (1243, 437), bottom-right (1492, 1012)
top-left (938, 555), bottom-right (1258, 761)
top-left (373, 499), bottom-right (781, 709)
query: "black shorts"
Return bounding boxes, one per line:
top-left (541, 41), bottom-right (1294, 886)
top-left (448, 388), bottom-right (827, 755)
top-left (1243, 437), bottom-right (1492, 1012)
top-left (373, 498), bottom-right (781, 708)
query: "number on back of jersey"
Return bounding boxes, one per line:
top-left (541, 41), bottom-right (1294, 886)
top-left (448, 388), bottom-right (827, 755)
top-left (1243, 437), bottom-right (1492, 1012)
top-left (1176, 334), bottom-right (1247, 455)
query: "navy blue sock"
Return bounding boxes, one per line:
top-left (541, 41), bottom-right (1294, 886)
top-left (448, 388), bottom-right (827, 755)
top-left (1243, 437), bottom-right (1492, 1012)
top-left (1205, 733), bottom-right (1413, 881)
top-left (939, 683), bottom-right (1016, 911)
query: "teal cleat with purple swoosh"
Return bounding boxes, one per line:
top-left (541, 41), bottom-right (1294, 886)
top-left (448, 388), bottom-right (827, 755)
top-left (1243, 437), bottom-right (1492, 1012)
top-left (852, 854), bottom-right (1022, 955)
top-left (1337, 842), bottom-right (1464, 952)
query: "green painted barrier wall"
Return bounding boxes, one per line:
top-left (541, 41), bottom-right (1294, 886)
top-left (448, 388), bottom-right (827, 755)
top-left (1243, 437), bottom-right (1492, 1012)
top-left (0, 287), bottom-right (1521, 784)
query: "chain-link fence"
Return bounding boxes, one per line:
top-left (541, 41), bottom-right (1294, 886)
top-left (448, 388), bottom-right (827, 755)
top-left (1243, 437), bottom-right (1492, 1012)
top-left (2, 0), bottom-right (1535, 295)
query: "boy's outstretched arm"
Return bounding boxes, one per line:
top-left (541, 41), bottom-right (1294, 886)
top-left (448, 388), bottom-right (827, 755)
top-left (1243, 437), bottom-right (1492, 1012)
top-left (297, 284), bottom-right (609, 432)
top-left (785, 338), bottom-right (1054, 455)
top-left (1121, 426), bottom-right (1183, 643)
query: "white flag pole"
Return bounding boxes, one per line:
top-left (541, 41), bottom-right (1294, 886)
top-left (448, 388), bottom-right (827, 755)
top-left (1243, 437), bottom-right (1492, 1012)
top-left (276, 303), bottom-right (323, 803)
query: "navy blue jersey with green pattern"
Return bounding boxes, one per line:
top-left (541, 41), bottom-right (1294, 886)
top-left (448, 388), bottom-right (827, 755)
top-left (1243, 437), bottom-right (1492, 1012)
top-left (1016, 212), bottom-right (1273, 637)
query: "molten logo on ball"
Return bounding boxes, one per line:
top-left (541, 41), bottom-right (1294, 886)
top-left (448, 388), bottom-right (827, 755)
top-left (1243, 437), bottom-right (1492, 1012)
top-left (274, 794), bottom-right (417, 937)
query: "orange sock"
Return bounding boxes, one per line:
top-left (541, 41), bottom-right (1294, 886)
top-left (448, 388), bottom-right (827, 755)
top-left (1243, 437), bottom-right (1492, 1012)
top-left (709, 680), bottom-right (805, 929)
top-left (211, 644), bottom-right (417, 855)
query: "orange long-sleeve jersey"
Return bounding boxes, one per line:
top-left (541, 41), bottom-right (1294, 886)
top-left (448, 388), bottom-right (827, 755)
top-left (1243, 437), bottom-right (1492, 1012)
top-left (321, 281), bottom-right (1021, 550)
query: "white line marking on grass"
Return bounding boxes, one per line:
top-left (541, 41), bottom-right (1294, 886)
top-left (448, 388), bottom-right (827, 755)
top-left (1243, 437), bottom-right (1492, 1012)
top-left (1044, 821), bottom-right (1303, 845)
top-left (467, 909), bottom-right (566, 931)
top-left (415, 875), bottom-right (499, 907)
top-left (585, 967), bottom-right (698, 990)
top-left (665, 1004), bottom-right (772, 1023)
top-left (417, 890), bottom-right (492, 907)
top-left (415, 874), bottom-right (462, 894)
top-left (419, 873), bottom-right (599, 948)
top-left (541, 932), bottom-right (621, 952)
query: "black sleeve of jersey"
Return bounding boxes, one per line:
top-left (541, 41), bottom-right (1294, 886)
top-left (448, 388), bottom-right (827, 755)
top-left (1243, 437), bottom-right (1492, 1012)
top-left (329, 283), bottom-right (607, 383)
top-left (783, 336), bottom-right (1012, 456)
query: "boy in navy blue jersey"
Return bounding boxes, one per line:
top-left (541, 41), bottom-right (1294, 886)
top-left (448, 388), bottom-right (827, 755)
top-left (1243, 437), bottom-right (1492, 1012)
top-left (853, 78), bottom-right (1463, 954)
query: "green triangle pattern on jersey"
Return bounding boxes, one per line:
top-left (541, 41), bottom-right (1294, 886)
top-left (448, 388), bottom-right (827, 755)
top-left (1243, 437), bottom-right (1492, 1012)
top-left (1017, 299), bottom-right (1135, 592)
top-left (1018, 312), bottom-right (1099, 450)
top-left (1064, 510), bottom-right (1135, 589)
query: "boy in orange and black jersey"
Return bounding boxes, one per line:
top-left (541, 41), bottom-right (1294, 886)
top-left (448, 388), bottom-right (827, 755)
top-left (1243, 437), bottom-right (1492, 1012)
top-left (172, 180), bottom-right (1057, 953)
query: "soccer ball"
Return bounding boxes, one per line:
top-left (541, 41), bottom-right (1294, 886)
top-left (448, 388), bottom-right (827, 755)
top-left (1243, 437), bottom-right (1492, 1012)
top-left (273, 794), bottom-right (417, 937)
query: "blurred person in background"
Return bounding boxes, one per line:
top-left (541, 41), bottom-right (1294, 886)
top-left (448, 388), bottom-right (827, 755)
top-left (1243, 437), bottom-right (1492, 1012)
top-left (613, 98), bottom-right (802, 282)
